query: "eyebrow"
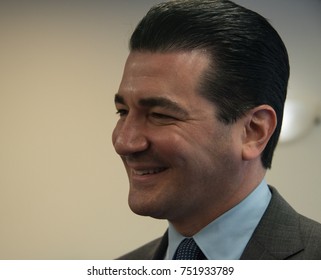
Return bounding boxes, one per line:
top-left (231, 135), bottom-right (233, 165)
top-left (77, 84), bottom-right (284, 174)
top-left (114, 94), bottom-right (125, 105)
top-left (114, 94), bottom-right (189, 118)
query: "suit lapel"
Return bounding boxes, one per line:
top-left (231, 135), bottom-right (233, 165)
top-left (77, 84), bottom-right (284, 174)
top-left (152, 231), bottom-right (168, 260)
top-left (241, 186), bottom-right (304, 259)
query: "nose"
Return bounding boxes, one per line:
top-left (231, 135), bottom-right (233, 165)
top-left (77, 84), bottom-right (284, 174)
top-left (112, 117), bottom-right (149, 156)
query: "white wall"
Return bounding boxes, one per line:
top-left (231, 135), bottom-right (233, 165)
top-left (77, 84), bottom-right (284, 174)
top-left (0, 0), bottom-right (320, 259)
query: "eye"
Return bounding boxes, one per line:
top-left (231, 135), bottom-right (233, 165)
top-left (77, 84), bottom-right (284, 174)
top-left (149, 112), bottom-right (179, 125)
top-left (151, 112), bottom-right (175, 120)
top-left (116, 109), bottom-right (128, 117)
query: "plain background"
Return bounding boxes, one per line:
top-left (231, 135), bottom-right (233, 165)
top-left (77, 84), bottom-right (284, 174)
top-left (0, 0), bottom-right (320, 259)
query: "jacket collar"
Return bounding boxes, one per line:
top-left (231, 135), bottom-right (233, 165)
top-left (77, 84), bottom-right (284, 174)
top-left (240, 186), bottom-right (304, 259)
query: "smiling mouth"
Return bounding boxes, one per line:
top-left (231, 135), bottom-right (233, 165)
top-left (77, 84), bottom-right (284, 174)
top-left (132, 167), bottom-right (168, 176)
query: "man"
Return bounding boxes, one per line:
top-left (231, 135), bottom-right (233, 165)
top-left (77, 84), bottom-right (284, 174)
top-left (112, 0), bottom-right (321, 259)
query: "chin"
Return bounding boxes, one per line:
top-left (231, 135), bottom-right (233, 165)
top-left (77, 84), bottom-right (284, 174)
top-left (128, 199), bottom-right (167, 220)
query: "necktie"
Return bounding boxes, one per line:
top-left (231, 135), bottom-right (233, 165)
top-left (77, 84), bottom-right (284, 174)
top-left (173, 238), bottom-right (207, 260)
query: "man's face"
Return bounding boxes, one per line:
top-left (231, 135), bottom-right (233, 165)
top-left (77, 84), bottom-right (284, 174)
top-left (112, 51), bottom-right (244, 228)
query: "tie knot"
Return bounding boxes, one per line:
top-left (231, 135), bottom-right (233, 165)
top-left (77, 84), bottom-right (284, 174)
top-left (173, 238), bottom-right (206, 260)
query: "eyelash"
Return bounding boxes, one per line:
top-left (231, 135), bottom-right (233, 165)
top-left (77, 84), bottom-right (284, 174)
top-left (116, 110), bottom-right (176, 121)
top-left (151, 112), bottom-right (174, 119)
top-left (116, 109), bottom-right (128, 117)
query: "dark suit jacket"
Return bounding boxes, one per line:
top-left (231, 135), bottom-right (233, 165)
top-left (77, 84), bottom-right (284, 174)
top-left (118, 187), bottom-right (321, 260)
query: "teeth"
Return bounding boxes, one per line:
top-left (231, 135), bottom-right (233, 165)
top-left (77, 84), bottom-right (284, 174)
top-left (133, 167), bottom-right (166, 176)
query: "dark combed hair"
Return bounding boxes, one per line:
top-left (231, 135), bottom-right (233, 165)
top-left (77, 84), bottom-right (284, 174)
top-left (129, 0), bottom-right (290, 169)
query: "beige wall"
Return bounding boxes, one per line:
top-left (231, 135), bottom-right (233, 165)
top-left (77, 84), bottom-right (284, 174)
top-left (0, 0), bottom-right (320, 259)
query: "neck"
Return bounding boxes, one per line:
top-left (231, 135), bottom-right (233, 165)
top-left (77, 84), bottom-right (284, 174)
top-left (170, 164), bottom-right (266, 236)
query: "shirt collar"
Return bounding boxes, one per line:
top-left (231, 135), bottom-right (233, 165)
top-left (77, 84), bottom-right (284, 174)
top-left (166, 179), bottom-right (271, 259)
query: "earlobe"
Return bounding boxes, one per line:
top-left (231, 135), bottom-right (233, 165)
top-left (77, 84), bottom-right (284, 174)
top-left (242, 105), bottom-right (277, 161)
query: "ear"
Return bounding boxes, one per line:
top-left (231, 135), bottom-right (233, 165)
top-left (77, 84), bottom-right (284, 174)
top-left (242, 105), bottom-right (277, 161)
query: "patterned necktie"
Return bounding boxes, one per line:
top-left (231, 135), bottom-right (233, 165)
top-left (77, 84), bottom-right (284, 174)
top-left (173, 238), bottom-right (207, 260)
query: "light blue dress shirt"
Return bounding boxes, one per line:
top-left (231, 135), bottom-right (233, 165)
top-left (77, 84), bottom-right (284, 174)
top-left (166, 179), bottom-right (272, 259)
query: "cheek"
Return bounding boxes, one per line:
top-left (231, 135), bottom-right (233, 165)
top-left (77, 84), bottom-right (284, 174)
top-left (151, 129), bottom-right (209, 169)
top-left (184, 128), bottom-right (235, 174)
top-left (152, 130), bottom-right (189, 155)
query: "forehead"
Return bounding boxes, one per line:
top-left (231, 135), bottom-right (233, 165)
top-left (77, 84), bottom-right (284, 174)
top-left (118, 50), bottom-right (210, 102)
